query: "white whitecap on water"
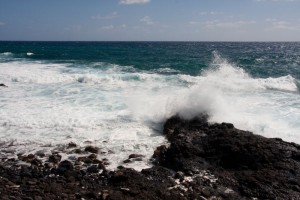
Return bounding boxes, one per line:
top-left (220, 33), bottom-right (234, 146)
top-left (26, 52), bottom-right (34, 56)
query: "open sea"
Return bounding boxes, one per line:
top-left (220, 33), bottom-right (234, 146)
top-left (0, 42), bottom-right (300, 169)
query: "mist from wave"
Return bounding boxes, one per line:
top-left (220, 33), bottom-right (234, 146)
top-left (168, 52), bottom-right (300, 143)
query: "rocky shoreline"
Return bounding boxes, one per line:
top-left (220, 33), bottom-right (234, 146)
top-left (0, 115), bottom-right (300, 199)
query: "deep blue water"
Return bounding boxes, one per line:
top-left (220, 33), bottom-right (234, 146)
top-left (1, 41), bottom-right (300, 79)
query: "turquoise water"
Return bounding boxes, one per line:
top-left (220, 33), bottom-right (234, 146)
top-left (1, 42), bottom-right (300, 78)
top-left (0, 42), bottom-right (300, 169)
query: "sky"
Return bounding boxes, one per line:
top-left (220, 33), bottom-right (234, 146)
top-left (0, 0), bottom-right (300, 41)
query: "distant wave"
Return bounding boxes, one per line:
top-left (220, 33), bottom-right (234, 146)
top-left (0, 52), bottom-right (13, 56)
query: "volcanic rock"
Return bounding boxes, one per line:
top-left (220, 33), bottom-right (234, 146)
top-left (155, 115), bottom-right (300, 199)
top-left (84, 146), bottom-right (99, 153)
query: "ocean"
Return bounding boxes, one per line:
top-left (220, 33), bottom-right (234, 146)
top-left (0, 41), bottom-right (300, 170)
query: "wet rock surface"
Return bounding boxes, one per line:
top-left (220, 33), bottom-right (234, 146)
top-left (155, 115), bottom-right (300, 199)
top-left (0, 115), bottom-right (299, 199)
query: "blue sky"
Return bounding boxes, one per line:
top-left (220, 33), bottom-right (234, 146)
top-left (0, 0), bottom-right (300, 41)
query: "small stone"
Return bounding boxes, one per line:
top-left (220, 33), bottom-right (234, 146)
top-left (84, 146), bottom-right (99, 153)
top-left (128, 154), bottom-right (144, 159)
top-left (123, 159), bottom-right (133, 163)
top-left (48, 154), bottom-right (62, 163)
top-left (58, 160), bottom-right (73, 171)
top-left (67, 142), bottom-right (77, 148)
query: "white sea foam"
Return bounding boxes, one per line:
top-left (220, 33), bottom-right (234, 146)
top-left (26, 52), bottom-right (34, 56)
top-left (0, 60), bottom-right (169, 170)
top-left (0, 55), bottom-right (299, 170)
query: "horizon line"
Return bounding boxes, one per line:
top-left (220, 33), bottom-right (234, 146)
top-left (1, 40), bottom-right (300, 43)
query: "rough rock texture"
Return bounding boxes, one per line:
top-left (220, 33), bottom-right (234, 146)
top-left (154, 115), bottom-right (300, 199)
top-left (0, 115), bottom-right (299, 199)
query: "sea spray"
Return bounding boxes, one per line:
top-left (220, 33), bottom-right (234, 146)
top-left (169, 52), bottom-right (300, 143)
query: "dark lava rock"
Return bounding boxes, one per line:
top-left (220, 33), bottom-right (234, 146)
top-left (73, 148), bottom-right (83, 154)
top-left (57, 160), bottom-right (73, 174)
top-left (155, 115), bottom-right (300, 199)
top-left (129, 154), bottom-right (144, 159)
top-left (123, 159), bottom-right (133, 164)
top-left (84, 146), bottom-right (99, 153)
top-left (67, 142), bottom-right (77, 149)
top-left (48, 153), bottom-right (62, 163)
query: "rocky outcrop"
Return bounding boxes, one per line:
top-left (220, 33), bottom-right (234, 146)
top-left (154, 115), bottom-right (300, 199)
top-left (0, 115), bottom-right (299, 199)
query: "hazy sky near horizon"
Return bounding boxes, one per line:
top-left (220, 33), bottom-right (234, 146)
top-left (0, 0), bottom-right (300, 41)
